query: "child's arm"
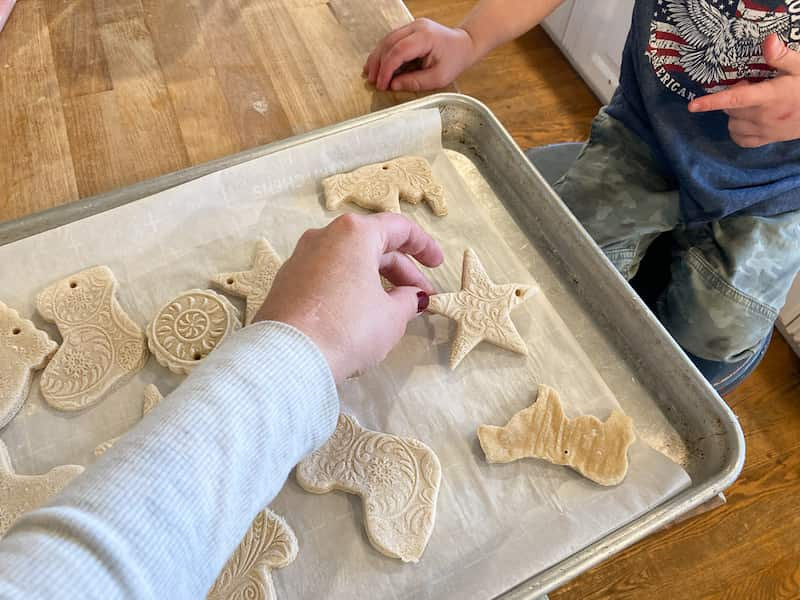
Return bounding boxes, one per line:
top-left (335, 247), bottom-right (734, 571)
top-left (364, 0), bottom-right (566, 92)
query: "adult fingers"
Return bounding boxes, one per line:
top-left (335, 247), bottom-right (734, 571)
top-left (371, 213), bottom-right (444, 267)
top-left (730, 132), bottom-right (767, 148)
top-left (728, 117), bottom-right (761, 139)
top-left (375, 33), bottom-right (432, 91)
top-left (380, 251), bottom-right (435, 294)
top-left (386, 285), bottom-right (428, 329)
top-left (390, 66), bottom-right (448, 92)
top-left (688, 79), bottom-right (778, 112)
top-left (365, 24), bottom-right (416, 83)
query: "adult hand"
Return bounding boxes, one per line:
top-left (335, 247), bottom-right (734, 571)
top-left (363, 18), bottom-right (477, 92)
top-left (688, 34), bottom-right (800, 148)
top-left (254, 213), bottom-right (444, 383)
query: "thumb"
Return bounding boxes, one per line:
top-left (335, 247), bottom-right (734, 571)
top-left (763, 33), bottom-right (800, 75)
top-left (386, 286), bottom-right (428, 325)
top-left (390, 68), bottom-right (446, 92)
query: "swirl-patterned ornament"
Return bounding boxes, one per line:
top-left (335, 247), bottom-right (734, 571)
top-left (296, 413), bottom-right (442, 563)
top-left (211, 239), bottom-right (282, 326)
top-left (322, 155), bottom-right (447, 216)
top-left (0, 301), bottom-right (58, 429)
top-left (36, 266), bottom-right (149, 411)
top-left (147, 289), bottom-right (241, 375)
top-left (0, 440), bottom-right (83, 537)
top-left (207, 509), bottom-right (298, 600)
top-left (427, 248), bottom-right (536, 369)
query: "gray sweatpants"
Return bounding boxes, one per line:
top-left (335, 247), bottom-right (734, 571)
top-left (554, 109), bottom-right (800, 362)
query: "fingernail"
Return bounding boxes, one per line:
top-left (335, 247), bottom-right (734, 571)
top-left (417, 291), bottom-right (429, 312)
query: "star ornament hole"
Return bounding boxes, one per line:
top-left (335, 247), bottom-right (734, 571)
top-left (12, 328), bottom-right (21, 335)
top-left (514, 288), bottom-right (523, 297)
top-left (227, 278), bottom-right (234, 285)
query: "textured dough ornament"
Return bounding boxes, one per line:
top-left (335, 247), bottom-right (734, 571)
top-left (322, 156), bottom-right (447, 216)
top-left (296, 413), bottom-right (441, 562)
top-left (36, 266), bottom-right (149, 411)
top-left (93, 384), bottom-right (165, 457)
top-left (427, 248), bottom-right (535, 369)
top-left (211, 239), bottom-right (282, 326)
top-left (0, 301), bottom-right (59, 429)
top-left (147, 289), bottom-right (241, 375)
top-left (477, 384), bottom-right (636, 486)
top-left (207, 509), bottom-right (298, 600)
top-left (0, 439), bottom-right (84, 536)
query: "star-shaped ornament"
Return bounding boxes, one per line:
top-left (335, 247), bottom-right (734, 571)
top-left (211, 239), bottom-right (282, 325)
top-left (428, 249), bottom-right (536, 369)
top-left (0, 440), bottom-right (83, 536)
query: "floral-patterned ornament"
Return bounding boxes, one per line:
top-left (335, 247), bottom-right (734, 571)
top-left (296, 413), bottom-right (442, 563)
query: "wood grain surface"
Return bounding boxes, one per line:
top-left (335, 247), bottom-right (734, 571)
top-left (0, 0), bottom-right (423, 222)
top-left (406, 1), bottom-right (800, 598)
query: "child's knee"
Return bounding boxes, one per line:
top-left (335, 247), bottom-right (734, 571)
top-left (656, 250), bottom-right (776, 362)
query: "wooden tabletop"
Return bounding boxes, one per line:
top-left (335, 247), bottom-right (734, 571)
top-left (0, 0), bottom-right (426, 223)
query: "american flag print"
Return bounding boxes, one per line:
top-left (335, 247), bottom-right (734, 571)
top-left (646, 0), bottom-right (800, 97)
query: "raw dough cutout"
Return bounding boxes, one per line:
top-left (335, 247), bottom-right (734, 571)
top-left (477, 384), bottom-right (636, 486)
top-left (427, 248), bottom-right (535, 369)
top-left (211, 239), bottom-right (282, 325)
top-left (207, 509), bottom-right (298, 600)
top-left (147, 289), bottom-right (241, 375)
top-left (93, 384), bottom-right (164, 457)
top-left (0, 301), bottom-right (58, 429)
top-left (0, 440), bottom-right (83, 536)
top-left (296, 413), bottom-right (441, 562)
top-left (36, 266), bottom-right (149, 411)
top-left (322, 156), bottom-right (447, 216)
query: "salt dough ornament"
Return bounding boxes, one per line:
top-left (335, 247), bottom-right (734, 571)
top-left (296, 413), bottom-right (441, 563)
top-left (211, 239), bottom-right (282, 326)
top-left (427, 248), bottom-right (535, 369)
top-left (93, 384), bottom-right (164, 457)
top-left (36, 266), bottom-right (149, 411)
top-left (0, 439), bottom-right (84, 536)
top-left (322, 155), bottom-right (447, 216)
top-left (208, 509), bottom-right (298, 600)
top-left (0, 301), bottom-right (59, 429)
top-left (477, 384), bottom-right (636, 486)
top-left (147, 289), bottom-right (241, 375)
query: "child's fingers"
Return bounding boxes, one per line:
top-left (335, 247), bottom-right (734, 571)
top-left (389, 66), bottom-right (446, 92)
top-left (376, 33), bottom-right (432, 90)
top-left (367, 24), bottom-right (416, 83)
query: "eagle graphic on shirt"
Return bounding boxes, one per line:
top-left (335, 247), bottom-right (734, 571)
top-left (647, 0), bottom-right (798, 95)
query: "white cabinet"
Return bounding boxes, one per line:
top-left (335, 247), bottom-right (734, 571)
top-left (542, 0), bottom-right (634, 104)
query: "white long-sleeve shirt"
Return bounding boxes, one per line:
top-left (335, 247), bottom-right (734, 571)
top-left (0, 321), bottom-right (339, 599)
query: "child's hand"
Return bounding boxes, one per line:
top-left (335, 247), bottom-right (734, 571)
top-left (688, 34), bottom-right (800, 148)
top-left (363, 18), bottom-right (477, 92)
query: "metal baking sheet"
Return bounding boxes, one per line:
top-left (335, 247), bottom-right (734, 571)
top-left (0, 94), bottom-right (744, 597)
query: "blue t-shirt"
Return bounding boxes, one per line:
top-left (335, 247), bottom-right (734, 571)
top-left (606, 0), bottom-right (800, 223)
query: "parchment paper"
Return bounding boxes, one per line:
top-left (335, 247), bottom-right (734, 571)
top-left (0, 108), bottom-right (690, 598)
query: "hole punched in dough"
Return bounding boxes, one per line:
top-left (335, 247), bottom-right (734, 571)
top-left (36, 266), bottom-right (149, 412)
top-left (207, 509), bottom-right (298, 600)
top-left (427, 248), bottom-right (536, 369)
top-left (322, 155), bottom-right (447, 216)
top-left (477, 384), bottom-right (636, 486)
top-left (147, 289), bottom-right (241, 375)
top-left (296, 413), bottom-right (442, 563)
top-left (211, 239), bottom-right (283, 326)
top-left (0, 301), bottom-right (59, 429)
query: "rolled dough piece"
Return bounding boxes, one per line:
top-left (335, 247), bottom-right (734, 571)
top-left (207, 509), bottom-right (298, 600)
top-left (147, 289), bottom-right (241, 375)
top-left (296, 413), bottom-right (441, 563)
top-left (427, 248), bottom-right (536, 369)
top-left (477, 384), bottom-right (636, 486)
top-left (93, 384), bottom-right (165, 457)
top-left (211, 239), bottom-right (282, 326)
top-left (322, 155), bottom-right (447, 216)
top-left (36, 266), bottom-right (149, 411)
top-left (0, 301), bottom-right (58, 429)
top-left (0, 439), bottom-right (84, 537)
